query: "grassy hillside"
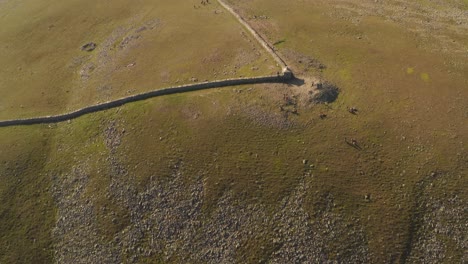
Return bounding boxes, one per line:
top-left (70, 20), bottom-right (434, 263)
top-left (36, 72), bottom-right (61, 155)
top-left (0, 126), bottom-right (56, 262)
top-left (0, 0), bottom-right (467, 263)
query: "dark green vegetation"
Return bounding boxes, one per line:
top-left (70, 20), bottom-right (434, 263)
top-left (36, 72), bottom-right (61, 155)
top-left (1, 0), bottom-right (467, 263)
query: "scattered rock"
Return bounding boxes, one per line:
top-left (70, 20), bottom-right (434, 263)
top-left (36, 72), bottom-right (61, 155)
top-left (364, 194), bottom-right (371, 201)
top-left (348, 107), bottom-right (359, 114)
top-left (81, 42), bottom-right (97, 52)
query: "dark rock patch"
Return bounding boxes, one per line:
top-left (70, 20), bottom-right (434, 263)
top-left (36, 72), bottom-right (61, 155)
top-left (309, 82), bottom-right (339, 104)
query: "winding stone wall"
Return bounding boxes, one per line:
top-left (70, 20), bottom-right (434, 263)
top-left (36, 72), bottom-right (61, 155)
top-left (0, 74), bottom-right (291, 127)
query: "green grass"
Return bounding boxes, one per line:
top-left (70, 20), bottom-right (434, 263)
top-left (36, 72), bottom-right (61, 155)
top-left (273, 39), bottom-right (286, 46)
top-left (224, 0), bottom-right (468, 262)
top-left (0, 126), bottom-right (56, 263)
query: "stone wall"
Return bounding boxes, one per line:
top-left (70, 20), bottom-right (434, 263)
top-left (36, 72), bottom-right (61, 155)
top-left (0, 74), bottom-right (291, 127)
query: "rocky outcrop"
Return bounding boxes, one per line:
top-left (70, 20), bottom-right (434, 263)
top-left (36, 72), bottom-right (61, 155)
top-left (402, 172), bottom-right (467, 263)
top-left (51, 139), bottom-right (370, 263)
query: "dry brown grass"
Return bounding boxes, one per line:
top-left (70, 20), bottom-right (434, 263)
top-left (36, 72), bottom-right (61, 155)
top-left (0, 0), bottom-right (278, 120)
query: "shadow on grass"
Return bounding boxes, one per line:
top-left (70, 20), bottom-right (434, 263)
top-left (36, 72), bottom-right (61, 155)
top-left (286, 77), bottom-right (305, 87)
top-left (345, 138), bottom-right (362, 150)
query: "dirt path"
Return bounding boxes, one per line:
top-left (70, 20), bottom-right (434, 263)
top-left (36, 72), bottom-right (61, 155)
top-left (216, 0), bottom-right (289, 70)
